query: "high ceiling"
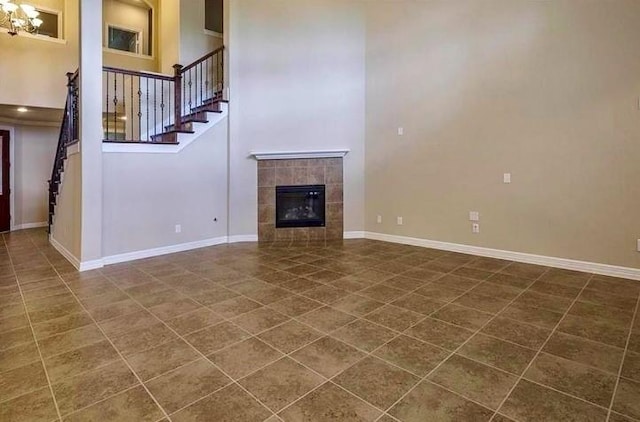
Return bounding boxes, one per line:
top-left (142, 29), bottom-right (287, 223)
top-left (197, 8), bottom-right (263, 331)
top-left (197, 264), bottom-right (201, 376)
top-left (0, 104), bottom-right (63, 125)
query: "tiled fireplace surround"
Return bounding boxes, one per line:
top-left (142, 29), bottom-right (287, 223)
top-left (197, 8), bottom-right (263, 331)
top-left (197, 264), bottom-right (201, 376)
top-left (258, 158), bottom-right (344, 241)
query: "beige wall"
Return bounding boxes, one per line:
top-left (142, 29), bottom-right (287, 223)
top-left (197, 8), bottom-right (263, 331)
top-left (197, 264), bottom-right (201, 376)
top-left (159, 0), bottom-right (180, 74)
top-left (102, 120), bottom-right (228, 256)
top-left (13, 125), bottom-right (59, 226)
top-left (180, 0), bottom-right (222, 65)
top-left (227, 0), bottom-right (366, 237)
top-left (365, 0), bottom-right (640, 268)
top-left (50, 151), bottom-right (81, 259)
top-left (103, 0), bottom-right (159, 72)
top-left (0, 0), bottom-right (78, 109)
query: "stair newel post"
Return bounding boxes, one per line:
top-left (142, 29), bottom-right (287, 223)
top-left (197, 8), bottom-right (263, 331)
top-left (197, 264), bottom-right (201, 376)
top-left (173, 64), bottom-right (183, 131)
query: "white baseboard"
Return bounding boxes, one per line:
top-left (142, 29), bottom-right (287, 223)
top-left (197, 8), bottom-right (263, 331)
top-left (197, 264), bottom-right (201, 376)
top-left (228, 234), bottom-right (259, 243)
top-left (344, 231), bottom-right (366, 239)
top-left (49, 235), bottom-right (81, 270)
top-left (102, 236), bottom-right (229, 266)
top-left (364, 231), bottom-right (640, 281)
top-left (12, 222), bottom-right (47, 231)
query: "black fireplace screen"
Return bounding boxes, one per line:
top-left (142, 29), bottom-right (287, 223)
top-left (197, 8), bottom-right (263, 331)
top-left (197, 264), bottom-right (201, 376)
top-left (275, 185), bottom-right (325, 228)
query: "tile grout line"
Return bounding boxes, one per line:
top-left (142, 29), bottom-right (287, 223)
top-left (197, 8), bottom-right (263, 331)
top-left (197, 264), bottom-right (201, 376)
top-left (26, 238), bottom-right (632, 422)
top-left (373, 267), bottom-right (553, 421)
top-left (487, 274), bottom-right (596, 422)
top-left (129, 252), bottom-right (488, 418)
top-left (135, 248), bottom-right (583, 419)
top-left (271, 265), bottom-right (511, 418)
top-left (36, 244), bottom-right (174, 422)
top-left (98, 268), bottom-right (283, 421)
top-left (605, 289), bottom-right (640, 422)
top-left (1, 233), bottom-right (64, 421)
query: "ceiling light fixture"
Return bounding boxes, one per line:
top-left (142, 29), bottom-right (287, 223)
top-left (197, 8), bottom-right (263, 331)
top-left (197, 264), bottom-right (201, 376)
top-left (16, 107), bottom-right (28, 112)
top-left (0, 1), bottom-right (43, 36)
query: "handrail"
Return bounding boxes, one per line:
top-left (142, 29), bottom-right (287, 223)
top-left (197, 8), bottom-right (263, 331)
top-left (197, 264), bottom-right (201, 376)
top-left (181, 46), bottom-right (225, 72)
top-left (102, 66), bottom-right (174, 81)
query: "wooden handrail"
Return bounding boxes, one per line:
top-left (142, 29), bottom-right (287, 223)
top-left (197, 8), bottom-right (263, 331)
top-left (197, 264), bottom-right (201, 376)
top-left (102, 66), bottom-right (175, 82)
top-left (181, 46), bottom-right (225, 72)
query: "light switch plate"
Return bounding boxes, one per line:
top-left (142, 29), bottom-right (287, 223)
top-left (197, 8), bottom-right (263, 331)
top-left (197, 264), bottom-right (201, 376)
top-left (503, 173), bottom-right (511, 184)
top-left (398, 127), bottom-right (404, 136)
top-left (469, 211), bottom-right (480, 221)
top-left (397, 216), bottom-right (403, 225)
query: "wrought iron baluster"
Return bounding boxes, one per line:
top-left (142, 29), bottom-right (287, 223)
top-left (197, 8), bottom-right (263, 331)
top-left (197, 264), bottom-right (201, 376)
top-left (137, 76), bottom-right (142, 141)
top-left (146, 77), bottom-right (149, 142)
top-left (153, 78), bottom-right (157, 138)
top-left (188, 69), bottom-right (192, 114)
top-left (121, 73), bottom-right (126, 141)
top-left (105, 71), bottom-right (109, 140)
top-left (113, 72), bottom-right (118, 140)
top-left (130, 74), bottom-right (134, 140)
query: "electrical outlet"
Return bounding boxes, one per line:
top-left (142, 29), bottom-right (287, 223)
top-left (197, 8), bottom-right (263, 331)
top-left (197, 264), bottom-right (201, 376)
top-left (472, 223), bottom-right (480, 233)
top-left (503, 173), bottom-right (512, 184)
top-left (175, 224), bottom-right (181, 233)
top-left (397, 216), bottom-right (403, 225)
top-left (469, 211), bottom-right (480, 221)
top-left (377, 215), bottom-right (382, 224)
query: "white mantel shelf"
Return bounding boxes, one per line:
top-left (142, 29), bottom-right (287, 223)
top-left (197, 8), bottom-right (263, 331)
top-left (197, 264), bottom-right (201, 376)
top-left (250, 149), bottom-right (350, 160)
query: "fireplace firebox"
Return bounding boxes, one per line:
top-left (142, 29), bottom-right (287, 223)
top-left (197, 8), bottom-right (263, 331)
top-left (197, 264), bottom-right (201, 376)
top-left (275, 185), bottom-right (325, 228)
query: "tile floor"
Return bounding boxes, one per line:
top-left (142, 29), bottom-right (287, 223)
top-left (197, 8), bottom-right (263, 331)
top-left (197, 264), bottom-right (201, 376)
top-left (1, 229), bottom-right (639, 422)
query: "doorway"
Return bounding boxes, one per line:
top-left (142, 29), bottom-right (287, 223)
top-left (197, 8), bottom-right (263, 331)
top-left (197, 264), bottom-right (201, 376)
top-left (0, 130), bottom-right (10, 232)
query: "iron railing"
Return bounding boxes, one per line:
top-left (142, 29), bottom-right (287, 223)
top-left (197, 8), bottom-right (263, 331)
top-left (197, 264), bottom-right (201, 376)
top-left (102, 46), bottom-right (225, 143)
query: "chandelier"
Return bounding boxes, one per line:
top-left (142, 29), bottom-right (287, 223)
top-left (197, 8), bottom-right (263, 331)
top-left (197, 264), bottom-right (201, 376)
top-left (0, 1), bottom-right (43, 36)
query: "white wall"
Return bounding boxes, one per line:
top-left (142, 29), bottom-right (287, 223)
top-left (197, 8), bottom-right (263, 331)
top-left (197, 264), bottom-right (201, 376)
top-left (51, 151), bottom-right (82, 259)
top-left (227, 0), bottom-right (366, 237)
top-left (13, 125), bottom-right (59, 227)
top-left (102, 119), bottom-right (228, 257)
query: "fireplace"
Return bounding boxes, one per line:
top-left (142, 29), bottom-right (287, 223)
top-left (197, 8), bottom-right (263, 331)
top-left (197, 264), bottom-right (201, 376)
top-left (276, 185), bottom-right (325, 228)
top-left (256, 157), bottom-right (344, 241)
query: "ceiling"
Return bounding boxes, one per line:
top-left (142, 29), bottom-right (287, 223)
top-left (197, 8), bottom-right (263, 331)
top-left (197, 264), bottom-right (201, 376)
top-left (0, 104), bottom-right (64, 126)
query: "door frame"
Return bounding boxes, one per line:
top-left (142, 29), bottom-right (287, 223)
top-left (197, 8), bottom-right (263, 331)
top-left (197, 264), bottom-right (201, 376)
top-left (0, 125), bottom-right (16, 231)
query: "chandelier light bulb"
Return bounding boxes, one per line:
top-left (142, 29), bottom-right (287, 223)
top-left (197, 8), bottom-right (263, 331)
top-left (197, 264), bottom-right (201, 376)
top-left (31, 17), bottom-right (41, 27)
top-left (3, 2), bottom-right (18, 13)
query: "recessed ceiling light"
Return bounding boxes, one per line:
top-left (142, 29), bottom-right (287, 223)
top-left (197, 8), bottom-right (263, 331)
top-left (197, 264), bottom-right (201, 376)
top-left (17, 107), bottom-right (28, 113)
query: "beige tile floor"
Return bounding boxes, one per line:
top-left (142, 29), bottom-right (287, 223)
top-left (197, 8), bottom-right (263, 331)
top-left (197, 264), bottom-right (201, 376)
top-left (1, 228), bottom-right (639, 422)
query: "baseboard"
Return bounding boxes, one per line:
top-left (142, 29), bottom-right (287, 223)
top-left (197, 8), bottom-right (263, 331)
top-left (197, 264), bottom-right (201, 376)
top-left (228, 235), bottom-right (259, 243)
top-left (364, 231), bottom-right (640, 281)
top-left (344, 231), bottom-right (366, 239)
top-left (49, 236), bottom-right (81, 270)
top-left (12, 222), bottom-right (47, 231)
top-left (102, 236), bottom-right (229, 266)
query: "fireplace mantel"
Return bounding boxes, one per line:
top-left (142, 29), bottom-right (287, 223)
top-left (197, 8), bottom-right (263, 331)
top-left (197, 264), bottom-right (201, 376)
top-left (250, 149), bottom-right (350, 161)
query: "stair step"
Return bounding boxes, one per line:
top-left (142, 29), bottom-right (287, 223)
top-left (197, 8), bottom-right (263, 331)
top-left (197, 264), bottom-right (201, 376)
top-left (149, 129), bottom-right (194, 144)
top-left (164, 114), bottom-right (209, 132)
top-left (190, 103), bottom-right (223, 114)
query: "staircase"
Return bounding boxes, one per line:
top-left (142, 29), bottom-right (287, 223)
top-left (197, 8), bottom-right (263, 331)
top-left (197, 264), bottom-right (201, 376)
top-left (101, 47), bottom-right (226, 144)
top-left (48, 47), bottom-right (227, 232)
top-left (48, 71), bottom-right (79, 233)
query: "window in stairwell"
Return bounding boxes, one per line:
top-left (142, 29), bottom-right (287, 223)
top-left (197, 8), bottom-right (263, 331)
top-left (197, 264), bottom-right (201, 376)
top-left (103, 0), bottom-right (153, 57)
top-left (204, 0), bottom-right (223, 38)
top-left (33, 8), bottom-right (61, 39)
top-left (107, 25), bottom-right (141, 54)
